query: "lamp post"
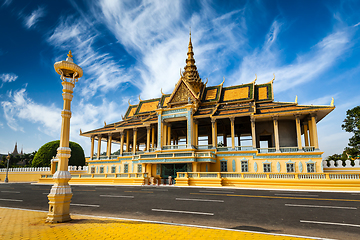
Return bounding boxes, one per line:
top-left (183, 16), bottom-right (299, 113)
top-left (4, 154), bottom-right (10, 183)
top-left (46, 51), bottom-right (83, 223)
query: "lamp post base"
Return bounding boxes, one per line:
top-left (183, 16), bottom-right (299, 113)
top-left (46, 193), bottom-right (72, 223)
top-left (46, 170), bottom-right (72, 223)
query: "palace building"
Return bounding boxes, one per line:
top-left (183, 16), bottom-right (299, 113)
top-left (80, 34), bottom-right (334, 183)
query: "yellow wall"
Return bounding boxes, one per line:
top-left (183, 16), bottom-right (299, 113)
top-left (0, 172), bottom-right (47, 182)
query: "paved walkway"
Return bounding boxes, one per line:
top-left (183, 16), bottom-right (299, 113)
top-left (0, 207), bottom-right (316, 239)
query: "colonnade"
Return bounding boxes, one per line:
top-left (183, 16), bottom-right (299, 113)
top-left (89, 113), bottom-right (319, 158)
top-left (90, 126), bottom-right (157, 159)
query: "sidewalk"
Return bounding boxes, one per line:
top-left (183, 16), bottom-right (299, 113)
top-left (0, 207), bottom-right (317, 240)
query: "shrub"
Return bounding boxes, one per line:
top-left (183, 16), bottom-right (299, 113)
top-left (32, 140), bottom-right (85, 167)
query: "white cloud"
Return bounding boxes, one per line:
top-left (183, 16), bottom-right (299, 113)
top-left (95, 0), bottom-right (248, 99)
top-left (0, 87), bottom-right (125, 154)
top-left (48, 16), bottom-right (132, 99)
top-left (234, 24), bottom-right (352, 93)
top-left (23, 6), bottom-right (46, 29)
top-left (0, 73), bottom-right (18, 88)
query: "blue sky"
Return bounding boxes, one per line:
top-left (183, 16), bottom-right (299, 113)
top-left (0, 0), bottom-right (359, 158)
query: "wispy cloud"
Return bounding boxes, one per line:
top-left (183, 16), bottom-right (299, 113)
top-left (234, 21), bottom-right (352, 93)
top-left (95, 0), bottom-right (248, 99)
top-left (1, 87), bottom-right (123, 151)
top-left (23, 6), bottom-right (46, 29)
top-left (0, 73), bottom-right (18, 88)
top-left (2, 0), bottom-right (12, 7)
top-left (48, 16), bottom-right (132, 99)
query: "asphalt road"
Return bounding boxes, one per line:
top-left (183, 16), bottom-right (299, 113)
top-left (0, 183), bottom-right (359, 239)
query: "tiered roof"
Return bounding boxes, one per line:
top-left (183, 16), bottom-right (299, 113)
top-left (81, 34), bottom-right (334, 137)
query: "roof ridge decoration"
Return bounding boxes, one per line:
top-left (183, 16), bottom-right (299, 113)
top-left (251, 74), bottom-right (257, 84)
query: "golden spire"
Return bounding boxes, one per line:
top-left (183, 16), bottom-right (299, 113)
top-left (182, 29), bottom-right (203, 94)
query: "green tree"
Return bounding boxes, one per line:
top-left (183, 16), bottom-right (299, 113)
top-left (32, 140), bottom-right (85, 167)
top-left (341, 106), bottom-right (360, 158)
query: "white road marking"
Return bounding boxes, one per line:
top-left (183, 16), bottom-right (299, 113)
top-left (199, 190), bottom-right (234, 194)
top-left (286, 204), bottom-right (356, 210)
top-left (100, 195), bottom-right (134, 198)
top-left (176, 198), bottom-right (224, 203)
top-left (141, 189), bottom-right (168, 191)
top-left (300, 220), bottom-right (360, 228)
top-left (1, 191), bottom-right (20, 193)
top-left (275, 194), bottom-right (318, 197)
top-left (152, 208), bottom-right (214, 216)
top-left (70, 203), bottom-right (100, 207)
top-left (0, 198), bottom-right (23, 202)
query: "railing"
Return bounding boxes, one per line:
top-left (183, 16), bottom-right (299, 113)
top-left (235, 146), bottom-right (253, 151)
top-left (197, 145), bottom-right (213, 150)
top-left (41, 172), bottom-right (148, 179)
top-left (303, 146), bottom-right (315, 152)
top-left (280, 147), bottom-right (298, 153)
top-left (257, 148), bottom-right (277, 153)
top-left (329, 174), bottom-right (359, 179)
top-left (298, 174), bottom-right (326, 179)
top-left (0, 166), bottom-right (88, 172)
top-left (122, 152), bottom-right (133, 156)
top-left (138, 151), bottom-right (216, 160)
top-left (0, 167), bottom-right (50, 172)
top-left (163, 145), bottom-right (187, 150)
top-left (269, 173), bottom-right (295, 179)
top-left (177, 172), bottom-right (360, 180)
top-left (217, 147), bottom-right (231, 151)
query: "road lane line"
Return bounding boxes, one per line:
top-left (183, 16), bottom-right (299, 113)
top-left (152, 208), bottom-right (214, 216)
top-left (70, 203), bottom-right (100, 207)
top-left (100, 195), bottom-right (134, 198)
top-left (286, 204), bottom-right (357, 209)
top-left (300, 220), bottom-right (360, 228)
top-left (191, 192), bottom-right (360, 202)
top-left (0, 198), bottom-right (23, 202)
top-left (275, 194), bottom-right (318, 197)
top-left (73, 190), bottom-right (96, 192)
top-left (125, 191), bottom-right (153, 193)
top-left (176, 198), bottom-right (224, 203)
top-left (141, 189), bottom-right (168, 191)
top-left (1, 191), bottom-right (20, 193)
top-left (199, 190), bottom-right (234, 194)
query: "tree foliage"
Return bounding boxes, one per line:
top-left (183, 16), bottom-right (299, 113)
top-left (0, 151), bottom-right (37, 168)
top-left (32, 140), bottom-right (85, 167)
top-left (341, 106), bottom-right (360, 157)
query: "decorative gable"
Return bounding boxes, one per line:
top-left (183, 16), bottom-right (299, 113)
top-left (170, 81), bottom-right (196, 105)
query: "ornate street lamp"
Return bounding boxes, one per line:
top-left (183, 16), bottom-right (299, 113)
top-left (4, 153), bottom-right (10, 183)
top-left (46, 51), bottom-right (83, 223)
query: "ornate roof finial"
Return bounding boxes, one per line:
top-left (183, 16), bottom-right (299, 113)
top-left (220, 77), bottom-right (225, 85)
top-left (331, 97), bottom-right (334, 106)
top-left (271, 73), bottom-right (275, 83)
top-left (138, 95), bottom-right (142, 101)
top-left (295, 95), bottom-right (298, 104)
top-left (252, 74), bottom-right (257, 84)
top-left (128, 99), bottom-right (131, 106)
top-left (66, 50), bottom-right (74, 63)
top-left (160, 88), bottom-right (164, 95)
